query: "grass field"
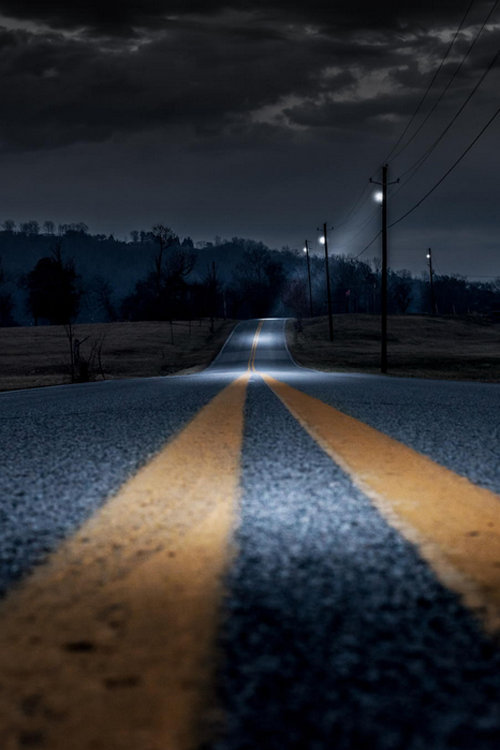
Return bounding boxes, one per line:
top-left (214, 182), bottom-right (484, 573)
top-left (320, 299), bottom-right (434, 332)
top-left (3, 315), bottom-right (499, 393)
top-left (287, 314), bottom-right (500, 382)
top-left (0, 319), bottom-right (237, 392)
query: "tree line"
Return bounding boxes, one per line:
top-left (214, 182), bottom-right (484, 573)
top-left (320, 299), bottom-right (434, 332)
top-left (0, 220), bottom-right (499, 328)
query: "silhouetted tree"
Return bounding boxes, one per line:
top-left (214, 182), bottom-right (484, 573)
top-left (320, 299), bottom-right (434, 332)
top-left (58, 222), bottom-right (89, 236)
top-left (91, 275), bottom-right (118, 322)
top-left (150, 224), bottom-right (178, 295)
top-left (43, 220), bottom-right (55, 235)
top-left (2, 219), bottom-right (16, 233)
top-left (19, 220), bottom-right (40, 236)
top-left (21, 241), bottom-right (83, 325)
top-left (0, 256), bottom-right (15, 325)
top-left (390, 269), bottom-right (413, 313)
top-left (121, 230), bottom-right (196, 321)
top-left (233, 244), bottom-right (285, 317)
top-left (282, 276), bottom-right (309, 318)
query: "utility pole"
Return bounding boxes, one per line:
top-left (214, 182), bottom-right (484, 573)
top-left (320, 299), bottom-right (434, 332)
top-left (381, 166), bottom-right (388, 374)
top-left (304, 240), bottom-right (313, 317)
top-left (210, 261), bottom-right (217, 333)
top-left (319, 222), bottom-right (334, 341)
top-left (370, 165), bottom-right (399, 374)
top-left (426, 248), bottom-right (436, 315)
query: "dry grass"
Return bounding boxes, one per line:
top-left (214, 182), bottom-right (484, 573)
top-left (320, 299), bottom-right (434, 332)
top-left (287, 314), bottom-right (500, 382)
top-left (0, 319), bottom-right (237, 392)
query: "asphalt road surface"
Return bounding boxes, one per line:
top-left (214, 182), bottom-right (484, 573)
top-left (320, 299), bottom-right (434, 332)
top-left (1, 318), bottom-right (500, 749)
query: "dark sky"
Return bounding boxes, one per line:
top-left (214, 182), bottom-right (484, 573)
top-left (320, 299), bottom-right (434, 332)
top-left (0, 0), bottom-right (499, 277)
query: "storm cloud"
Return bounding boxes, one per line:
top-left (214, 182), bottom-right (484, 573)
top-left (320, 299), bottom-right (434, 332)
top-left (0, 0), bottom-right (498, 277)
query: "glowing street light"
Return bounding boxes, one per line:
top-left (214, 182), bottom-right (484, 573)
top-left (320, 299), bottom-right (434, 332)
top-left (370, 166), bottom-right (399, 373)
top-left (304, 240), bottom-right (313, 317)
top-left (317, 223), bottom-right (334, 341)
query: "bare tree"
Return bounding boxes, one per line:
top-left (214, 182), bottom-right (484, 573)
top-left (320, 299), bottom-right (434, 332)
top-left (202, 262), bottom-right (222, 332)
top-left (20, 220), bottom-right (40, 236)
top-left (282, 276), bottom-right (309, 319)
top-left (72, 332), bottom-right (106, 383)
top-left (91, 275), bottom-right (117, 322)
top-left (233, 244), bottom-right (285, 317)
top-left (390, 269), bottom-right (413, 314)
top-left (150, 224), bottom-right (178, 296)
top-left (43, 220), bottom-right (55, 235)
top-left (2, 219), bottom-right (16, 233)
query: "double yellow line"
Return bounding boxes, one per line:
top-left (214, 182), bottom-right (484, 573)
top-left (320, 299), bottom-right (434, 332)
top-left (247, 320), bottom-right (263, 372)
top-left (2, 317), bottom-right (500, 749)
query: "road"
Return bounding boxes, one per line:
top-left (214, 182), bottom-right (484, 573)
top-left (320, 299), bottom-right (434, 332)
top-left (1, 318), bottom-right (500, 749)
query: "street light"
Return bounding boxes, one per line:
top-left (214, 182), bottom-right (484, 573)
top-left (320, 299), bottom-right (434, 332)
top-left (369, 166), bottom-right (399, 374)
top-left (304, 241), bottom-right (313, 317)
top-left (317, 222), bottom-right (334, 342)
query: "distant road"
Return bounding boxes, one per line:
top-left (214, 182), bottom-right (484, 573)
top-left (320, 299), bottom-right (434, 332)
top-left (2, 319), bottom-right (500, 749)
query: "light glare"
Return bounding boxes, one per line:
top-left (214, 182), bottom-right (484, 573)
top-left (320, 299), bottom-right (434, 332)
top-left (374, 191), bottom-right (383, 203)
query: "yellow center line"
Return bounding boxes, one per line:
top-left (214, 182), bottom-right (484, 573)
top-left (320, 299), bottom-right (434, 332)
top-left (263, 373), bottom-right (500, 634)
top-left (0, 374), bottom-right (249, 750)
top-left (247, 321), bottom-right (264, 372)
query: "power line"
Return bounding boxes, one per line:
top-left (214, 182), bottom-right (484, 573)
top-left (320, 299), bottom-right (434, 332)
top-left (334, 3), bottom-right (478, 235)
top-left (340, 206), bottom-right (379, 242)
top-left (336, 182), bottom-right (372, 228)
top-left (389, 0), bottom-right (499, 164)
top-left (353, 231), bottom-right (381, 259)
top-left (381, 0), bottom-right (475, 166)
top-left (389, 34), bottom-right (500, 202)
top-left (332, 182), bottom-right (399, 251)
top-left (389, 98), bottom-right (500, 229)
top-left (325, 7), bottom-right (497, 265)
top-left (339, 2), bottom-right (485, 243)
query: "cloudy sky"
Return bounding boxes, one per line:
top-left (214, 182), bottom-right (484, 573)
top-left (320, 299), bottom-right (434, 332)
top-left (0, 0), bottom-right (499, 277)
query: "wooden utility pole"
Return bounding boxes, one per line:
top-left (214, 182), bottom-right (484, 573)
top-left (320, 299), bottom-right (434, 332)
top-left (370, 165), bottom-right (399, 374)
top-left (381, 165), bottom-right (388, 373)
top-left (304, 240), bottom-right (313, 317)
top-left (427, 248), bottom-right (436, 315)
top-left (322, 223), bottom-right (334, 341)
top-left (210, 261), bottom-right (217, 333)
